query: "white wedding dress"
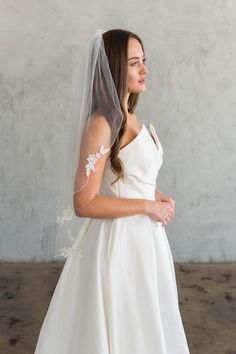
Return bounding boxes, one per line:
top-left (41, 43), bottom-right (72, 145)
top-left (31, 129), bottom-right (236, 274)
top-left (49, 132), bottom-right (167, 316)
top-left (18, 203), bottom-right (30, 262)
top-left (34, 122), bottom-right (190, 354)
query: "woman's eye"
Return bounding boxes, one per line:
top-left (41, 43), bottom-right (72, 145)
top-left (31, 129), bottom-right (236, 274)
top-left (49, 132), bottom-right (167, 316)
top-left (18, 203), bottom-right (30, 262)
top-left (130, 60), bottom-right (146, 66)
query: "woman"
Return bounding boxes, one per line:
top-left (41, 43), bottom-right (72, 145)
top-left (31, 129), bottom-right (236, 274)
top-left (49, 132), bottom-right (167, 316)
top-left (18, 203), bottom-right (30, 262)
top-left (34, 28), bottom-right (190, 354)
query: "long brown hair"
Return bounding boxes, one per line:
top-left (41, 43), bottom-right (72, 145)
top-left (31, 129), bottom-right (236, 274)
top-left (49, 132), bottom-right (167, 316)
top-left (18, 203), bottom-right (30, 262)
top-left (102, 29), bottom-right (145, 185)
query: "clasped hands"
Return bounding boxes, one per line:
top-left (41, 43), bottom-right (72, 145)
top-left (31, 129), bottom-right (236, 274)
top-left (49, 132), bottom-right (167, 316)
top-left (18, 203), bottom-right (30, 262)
top-left (155, 189), bottom-right (176, 226)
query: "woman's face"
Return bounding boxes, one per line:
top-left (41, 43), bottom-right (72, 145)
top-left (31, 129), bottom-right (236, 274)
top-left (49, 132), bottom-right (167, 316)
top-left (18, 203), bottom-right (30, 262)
top-left (127, 37), bottom-right (148, 94)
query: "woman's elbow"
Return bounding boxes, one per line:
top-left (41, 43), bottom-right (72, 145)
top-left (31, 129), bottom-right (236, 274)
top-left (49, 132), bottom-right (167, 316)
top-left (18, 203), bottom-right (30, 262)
top-left (74, 206), bottom-right (83, 217)
top-left (74, 201), bottom-right (86, 217)
top-left (73, 196), bottom-right (92, 218)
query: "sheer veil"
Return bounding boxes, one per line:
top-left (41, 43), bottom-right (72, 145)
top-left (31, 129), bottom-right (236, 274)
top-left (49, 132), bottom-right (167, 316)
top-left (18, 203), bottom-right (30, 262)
top-left (53, 29), bottom-right (123, 259)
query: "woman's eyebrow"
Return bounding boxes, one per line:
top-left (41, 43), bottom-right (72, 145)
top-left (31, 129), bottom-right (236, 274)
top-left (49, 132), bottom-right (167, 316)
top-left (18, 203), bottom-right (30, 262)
top-left (128, 55), bottom-right (145, 60)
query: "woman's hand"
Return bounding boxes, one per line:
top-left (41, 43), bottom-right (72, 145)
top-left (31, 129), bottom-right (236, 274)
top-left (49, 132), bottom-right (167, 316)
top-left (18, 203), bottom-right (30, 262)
top-left (154, 189), bottom-right (176, 225)
top-left (146, 200), bottom-right (175, 227)
top-left (155, 189), bottom-right (175, 210)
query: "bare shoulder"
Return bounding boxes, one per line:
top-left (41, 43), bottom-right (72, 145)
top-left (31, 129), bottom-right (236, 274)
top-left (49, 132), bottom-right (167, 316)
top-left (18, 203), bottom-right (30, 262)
top-left (82, 114), bottom-right (112, 153)
top-left (87, 113), bottom-right (111, 134)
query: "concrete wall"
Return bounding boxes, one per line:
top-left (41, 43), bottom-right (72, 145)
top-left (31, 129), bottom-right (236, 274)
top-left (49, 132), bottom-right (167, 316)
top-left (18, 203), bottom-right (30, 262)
top-left (1, 0), bottom-right (235, 262)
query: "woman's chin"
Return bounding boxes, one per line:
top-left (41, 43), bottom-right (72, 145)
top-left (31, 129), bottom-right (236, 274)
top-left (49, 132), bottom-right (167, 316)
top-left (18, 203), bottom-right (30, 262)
top-left (138, 87), bottom-right (146, 93)
top-left (130, 86), bottom-right (146, 94)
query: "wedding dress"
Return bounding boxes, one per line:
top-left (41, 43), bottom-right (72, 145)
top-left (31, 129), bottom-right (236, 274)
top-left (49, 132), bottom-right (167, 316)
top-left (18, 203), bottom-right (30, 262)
top-left (34, 122), bottom-right (190, 354)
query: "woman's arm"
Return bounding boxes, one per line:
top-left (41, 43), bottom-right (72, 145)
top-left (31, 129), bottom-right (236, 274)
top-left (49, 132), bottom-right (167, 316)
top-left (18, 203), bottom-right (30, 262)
top-left (74, 193), bottom-right (150, 219)
top-left (73, 116), bottom-right (151, 219)
top-left (73, 117), bottom-right (173, 223)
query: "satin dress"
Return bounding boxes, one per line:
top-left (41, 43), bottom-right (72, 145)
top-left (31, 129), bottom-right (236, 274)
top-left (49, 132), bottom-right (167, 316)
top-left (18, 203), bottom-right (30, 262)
top-left (34, 122), bottom-right (190, 354)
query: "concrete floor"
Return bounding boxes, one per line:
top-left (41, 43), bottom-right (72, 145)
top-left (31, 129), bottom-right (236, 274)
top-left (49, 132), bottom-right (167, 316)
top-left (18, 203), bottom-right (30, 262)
top-left (0, 262), bottom-right (235, 354)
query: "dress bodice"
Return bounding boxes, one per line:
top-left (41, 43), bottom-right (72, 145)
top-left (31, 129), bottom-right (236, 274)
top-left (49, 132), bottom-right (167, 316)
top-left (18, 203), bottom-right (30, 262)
top-left (100, 123), bottom-right (163, 201)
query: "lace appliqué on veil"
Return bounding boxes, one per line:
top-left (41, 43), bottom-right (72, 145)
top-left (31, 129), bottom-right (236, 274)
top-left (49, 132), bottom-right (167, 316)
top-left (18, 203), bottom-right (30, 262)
top-left (56, 205), bottom-right (79, 258)
top-left (58, 246), bottom-right (83, 258)
top-left (56, 206), bottom-right (74, 226)
top-left (73, 144), bottom-right (110, 195)
top-left (85, 145), bottom-right (110, 176)
top-left (56, 145), bottom-right (110, 259)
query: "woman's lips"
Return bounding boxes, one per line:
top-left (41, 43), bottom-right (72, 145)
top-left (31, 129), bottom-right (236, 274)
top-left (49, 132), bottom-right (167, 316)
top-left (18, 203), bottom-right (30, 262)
top-left (138, 79), bottom-right (145, 84)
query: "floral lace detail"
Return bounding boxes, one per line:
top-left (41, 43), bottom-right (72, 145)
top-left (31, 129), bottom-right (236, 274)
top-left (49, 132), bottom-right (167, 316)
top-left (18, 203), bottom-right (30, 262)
top-left (56, 146), bottom-right (110, 258)
top-left (56, 205), bottom-right (74, 226)
top-left (59, 246), bottom-right (83, 258)
top-left (56, 207), bottom-right (75, 257)
top-left (85, 145), bottom-right (110, 176)
top-left (66, 229), bottom-right (73, 241)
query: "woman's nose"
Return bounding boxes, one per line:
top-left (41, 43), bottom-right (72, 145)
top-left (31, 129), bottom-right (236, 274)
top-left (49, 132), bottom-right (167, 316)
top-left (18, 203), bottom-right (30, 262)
top-left (141, 64), bottom-right (148, 75)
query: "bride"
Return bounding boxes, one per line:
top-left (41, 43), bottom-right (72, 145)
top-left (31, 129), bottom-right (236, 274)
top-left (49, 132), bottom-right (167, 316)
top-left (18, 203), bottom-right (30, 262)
top-left (34, 28), bottom-right (190, 354)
